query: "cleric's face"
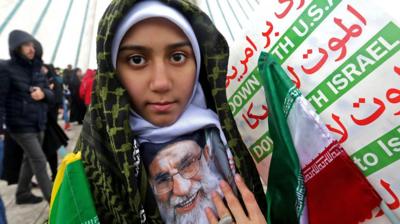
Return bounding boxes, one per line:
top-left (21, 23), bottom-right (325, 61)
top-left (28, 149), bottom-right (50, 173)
top-left (149, 140), bottom-right (220, 223)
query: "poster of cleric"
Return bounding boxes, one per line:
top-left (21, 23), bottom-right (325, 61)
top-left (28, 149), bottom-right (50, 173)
top-left (139, 128), bottom-right (237, 224)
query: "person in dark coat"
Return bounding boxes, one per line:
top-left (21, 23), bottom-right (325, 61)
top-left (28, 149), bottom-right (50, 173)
top-left (61, 64), bottom-right (73, 130)
top-left (64, 68), bottom-right (86, 124)
top-left (43, 64), bottom-right (63, 114)
top-left (42, 64), bottom-right (69, 181)
top-left (0, 30), bottom-right (53, 204)
top-left (62, 64), bottom-right (73, 82)
top-left (0, 59), bottom-right (23, 185)
top-left (0, 60), bottom-right (7, 224)
top-left (1, 132), bottom-right (23, 185)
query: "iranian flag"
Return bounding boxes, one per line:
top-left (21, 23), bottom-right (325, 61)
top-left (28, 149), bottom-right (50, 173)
top-left (258, 52), bottom-right (381, 224)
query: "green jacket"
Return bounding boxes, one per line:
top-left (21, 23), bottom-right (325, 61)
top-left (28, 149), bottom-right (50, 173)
top-left (76, 0), bottom-right (267, 223)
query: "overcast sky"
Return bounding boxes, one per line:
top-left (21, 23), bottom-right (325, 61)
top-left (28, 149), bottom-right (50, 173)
top-left (0, 0), bottom-right (398, 70)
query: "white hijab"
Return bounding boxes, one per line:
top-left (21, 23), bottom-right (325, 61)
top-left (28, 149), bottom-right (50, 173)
top-left (112, 1), bottom-right (227, 144)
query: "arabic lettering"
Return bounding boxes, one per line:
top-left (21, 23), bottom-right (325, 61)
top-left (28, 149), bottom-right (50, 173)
top-left (351, 97), bottom-right (386, 126)
top-left (328, 5), bottom-right (366, 62)
top-left (329, 19), bottom-right (361, 61)
top-left (375, 179), bottom-right (400, 217)
top-left (298, 5), bottom-right (366, 75)
top-left (274, 0), bottom-right (305, 19)
top-left (394, 66), bottom-right (400, 76)
top-left (262, 21), bottom-right (274, 49)
top-left (326, 113), bottom-right (348, 143)
top-left (301, 48), bottom-right (329, 75)
top-left (226, 65), bottom-right (238, 87)
top-left (238, 36), bottom-right (258, 82)
top-left (347, 4), bottom-right (367, 26)
top-left (242, 102), bottom-right (269, 129)
top-left (386, 88), bottom-right (400, 116)
top-left (287, 65), bottom-right (301, 88)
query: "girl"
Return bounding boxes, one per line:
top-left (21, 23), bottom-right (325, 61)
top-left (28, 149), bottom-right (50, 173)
top-left (54, 0), bottom-right (267, 223)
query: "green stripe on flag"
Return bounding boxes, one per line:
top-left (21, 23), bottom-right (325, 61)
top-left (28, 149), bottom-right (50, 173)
top-left (283, 87), bottom-right (302, 118)
top-left (258, 52), bottom-right (305, 223)
top-left (351, 126), bottom-right (400, 176)
top-left (307, 22), bottom-right (400, 113)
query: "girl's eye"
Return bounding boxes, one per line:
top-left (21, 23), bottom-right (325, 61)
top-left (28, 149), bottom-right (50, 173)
top-left (170, 52), bottom-right (186, 64)
top-left (128, 55), bottom-right (146, 66)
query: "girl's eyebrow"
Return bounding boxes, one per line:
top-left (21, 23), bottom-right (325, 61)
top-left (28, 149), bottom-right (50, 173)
top-left (118, 41), bottom-right (191, 53)
top-left (119, 45), bottom-right (147, 53)
top-left (166, 41), bottom-right (191, 51)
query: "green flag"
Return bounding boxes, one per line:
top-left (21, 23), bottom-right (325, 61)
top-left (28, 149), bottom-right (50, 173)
top-left (258, 52), bottom-right (305, 223)
top-left (49, 152), bottom-right (99, 224)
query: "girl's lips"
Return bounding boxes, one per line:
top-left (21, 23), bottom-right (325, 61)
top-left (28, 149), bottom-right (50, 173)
top-left (148, 102), bottom-right (174, 112)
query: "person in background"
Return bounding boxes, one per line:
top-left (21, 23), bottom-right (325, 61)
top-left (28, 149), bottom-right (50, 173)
top-left (53, 67), bottom-right (64, 115)
top-left (62, 65), bottom-right (74, 130)
top-left (0, 58), bottom-right (23, 186)
top-left (41, 64), bottom-right (69, 181)
top-left (55, 66), bottom-right (70, 130)
top-left (0, 135), bottom-right (7, 224)
top-left (62, 82), bottom-right (71, 130)
top-left (65, 68), bottom-right (86, 125)
top-left (42, 64), bottom-right (63, 121)
top-left (0, 133), bottom-right (23, 185)
top-left (0, 59), bottom-right (7, 224)
top-left (0, 30), bottom-right (53, 204)
top-left (79, 69), bottom-right (96, 107)
top-left (62, 64), bottom-right (73, 82)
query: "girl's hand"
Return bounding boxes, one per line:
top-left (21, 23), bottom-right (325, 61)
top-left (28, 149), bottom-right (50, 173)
top-left (205, 174), bottom-right (267, 224)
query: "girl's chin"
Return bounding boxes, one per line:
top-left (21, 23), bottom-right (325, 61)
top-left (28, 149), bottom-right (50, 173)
top-left (148, 116), bottom-right (179, 127)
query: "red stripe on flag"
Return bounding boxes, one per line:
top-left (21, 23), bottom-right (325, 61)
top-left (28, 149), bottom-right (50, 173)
top-left (303, 141), bottom-right (381, 224)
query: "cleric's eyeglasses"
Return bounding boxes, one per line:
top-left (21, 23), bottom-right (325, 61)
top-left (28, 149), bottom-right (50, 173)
top-left (152, 152), bottom-right (202, 195)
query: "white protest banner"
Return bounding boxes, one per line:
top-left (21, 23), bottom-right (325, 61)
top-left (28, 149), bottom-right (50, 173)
top-left (200, 0), bottom-right (400, 222)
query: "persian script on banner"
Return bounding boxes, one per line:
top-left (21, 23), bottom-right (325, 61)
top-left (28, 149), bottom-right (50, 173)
top-left (205, 0), bottom-right (400, 223)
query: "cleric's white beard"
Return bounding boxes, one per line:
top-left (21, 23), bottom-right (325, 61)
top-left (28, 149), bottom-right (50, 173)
top-left (157, 161), bottom-right (221, 224)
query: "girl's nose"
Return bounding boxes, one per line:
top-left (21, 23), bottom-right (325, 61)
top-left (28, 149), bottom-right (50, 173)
top-left (149, 61), bottom-right (172, 92)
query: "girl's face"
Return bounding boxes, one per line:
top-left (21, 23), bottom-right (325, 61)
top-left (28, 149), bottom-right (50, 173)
top-left (117, 18), bottom-right (196, 127)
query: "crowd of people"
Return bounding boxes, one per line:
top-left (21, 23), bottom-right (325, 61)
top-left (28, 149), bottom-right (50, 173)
top-left (0, 0), bottom-right (390, 223)
top-left (0, 29), bottom-right (96, 223)
top-left (0, 0), bottom-right (310, 223)
top-left (0, 0), bottom-right (269, 223)
top-left (49, 0), bottom-right (267, 224)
